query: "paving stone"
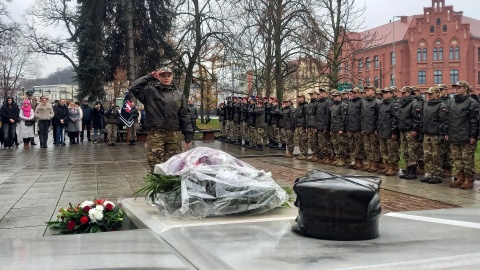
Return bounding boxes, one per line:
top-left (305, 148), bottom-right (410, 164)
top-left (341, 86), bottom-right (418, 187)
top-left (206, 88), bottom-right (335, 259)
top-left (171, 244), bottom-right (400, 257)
top-left (0, 226), bottom-right (46, 239)
top-left (14, 199), bottom-right (59, 208)
top-left (5, 207), bottom-right (56, 218)
top-left (0, 216), bottom-right (49, 229)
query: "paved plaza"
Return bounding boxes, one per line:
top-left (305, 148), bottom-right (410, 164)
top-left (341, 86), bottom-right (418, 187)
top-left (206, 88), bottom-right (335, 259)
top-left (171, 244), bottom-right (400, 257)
top-left (1, 136), bottom-right (480, 240)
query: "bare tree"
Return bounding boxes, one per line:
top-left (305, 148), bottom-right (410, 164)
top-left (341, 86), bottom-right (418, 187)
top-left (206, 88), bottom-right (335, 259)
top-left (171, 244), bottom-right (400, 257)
top-left (0, 0), bottom-right (18, 44)
top-left (0, 35), bottom-right (40, 100)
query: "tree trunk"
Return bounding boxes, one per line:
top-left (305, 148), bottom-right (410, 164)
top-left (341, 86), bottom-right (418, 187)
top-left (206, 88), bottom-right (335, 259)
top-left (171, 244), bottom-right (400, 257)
top-left (125, 0), bottom-right (135, 83)
top-left (273, 0), bottom-right (284, 100)
top-left (183, 0), bottom-right (202, 99)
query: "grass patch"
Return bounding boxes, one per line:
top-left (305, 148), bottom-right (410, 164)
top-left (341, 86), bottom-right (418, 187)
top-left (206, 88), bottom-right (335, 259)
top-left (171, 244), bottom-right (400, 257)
top-left (197, 118), bottom-right (220, 130)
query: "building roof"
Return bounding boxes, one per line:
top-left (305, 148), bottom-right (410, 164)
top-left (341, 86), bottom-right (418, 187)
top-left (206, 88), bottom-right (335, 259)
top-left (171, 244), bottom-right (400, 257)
top-left (461, 16), bottom-right (480, 38)
top-left (355, 16), bottom-right (419, 49)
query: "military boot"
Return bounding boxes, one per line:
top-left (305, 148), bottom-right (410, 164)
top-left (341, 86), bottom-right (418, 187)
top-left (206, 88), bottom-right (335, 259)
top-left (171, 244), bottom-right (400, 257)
top-left (399, 167), bottom-right (408, 179)
top-left (368, 161), bottom-right (379, 173)
top-left (449, 172), bottom-right (465, 188)
top-left (285, 150), bottom-right (293, 158)
top-left (311, 153), bottom-right (320, 162)
top-left (278, 143), bottom-right (286, 150)
top-left (354, 159), bottom-right (364, 170)
top-left (330, 157), bottom-right (338, 166)
top-left (348, 159), bottom-right (357, 169)
top-left (405, 166), bottom-right (418, 180)
top-left (296, 154), bottom-right (307, 160)
top-left (322, 156), bottom-right (333, 164)
top-left (460, 174), bottom-right (475, 189)
top-left (255, 144), bottom-right (263, 151)
top-left (385, 164), bottom-right (398, 176)
top-left (379, 162), bottom-right (390, 174)
top-left (335, 157), bottom-right (346, 167)
top-left (417, 164), bottom-right (425, 175)
top-left (378, 162), bottom-right (386, 170)
top-left (361, 160), bottom-right (372, 171)
top-left (442, 168), bottom-right (452, 178)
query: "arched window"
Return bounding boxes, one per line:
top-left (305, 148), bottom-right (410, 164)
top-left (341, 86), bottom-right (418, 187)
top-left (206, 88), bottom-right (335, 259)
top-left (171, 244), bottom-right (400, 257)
top-left (443, 25), bottom-right (447, 32)
top-left (374, 76), bottom-right (379, 88)
top-left (438, 47), bottom-right (443, 60)
top-left (374, 56), bottom-right (379, 68)
top-left (366, 57), bottom-right (371, 70)
top-left (436, 18), bottom-right (441, 25)
top-left (417, 49), bottom-right (422, 61)
top-left (449, 47), bottom-right (454, 59)
top-left (433, 47), bottom-right (438, 61)
top-left (455, 46), bottom-right (460, 60)
top-left (430, 26), bottom-right (435, 33)
top-left (423, 48), bottom-right (427, 61)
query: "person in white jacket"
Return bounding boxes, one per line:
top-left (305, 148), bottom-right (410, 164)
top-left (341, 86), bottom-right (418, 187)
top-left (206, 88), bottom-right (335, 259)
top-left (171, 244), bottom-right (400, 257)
top-left (75, 102), bottom-right (83, 143)
top-left (18, 100), bottom-right (35, 149)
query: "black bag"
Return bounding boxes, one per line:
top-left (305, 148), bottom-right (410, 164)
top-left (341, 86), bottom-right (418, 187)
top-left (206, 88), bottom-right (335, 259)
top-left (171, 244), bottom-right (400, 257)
top-left (25, 120), bottom-right (35, 126)
top-left (292, 170), bottom-right (381, 241)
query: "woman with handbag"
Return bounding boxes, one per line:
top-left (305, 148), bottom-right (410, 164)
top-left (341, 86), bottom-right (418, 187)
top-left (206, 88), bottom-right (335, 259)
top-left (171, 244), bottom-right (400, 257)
top-left (19, 100), bottom-right (35, 149)
top-left (35, 96), bottom-right (55, 148)
top-left (1, 97), bottom-right (20, 149)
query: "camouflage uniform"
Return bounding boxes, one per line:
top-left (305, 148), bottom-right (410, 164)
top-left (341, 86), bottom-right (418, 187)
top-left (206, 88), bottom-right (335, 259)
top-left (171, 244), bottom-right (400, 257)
top-left (398, 93), bottom-right (422, 168)
top-left (279, 103), bottom-right (295, 152)
top-left (377, 94), bottom-right (400, 167)
top-left (346, 94), bottom-right (365, 162)
top-left (233, 101), bottom-right (242, 143)
top-left (306, 97), bottom-right (319, 156)
top-left (329, 96), bottom-right (348, 159)
top-left (247, 103), bottom-right (257, 145)
top-left (145, 130), bottom-right (182, 168)
top-left (294, 99), bottom-right (309, 157)
top-left (315, 97), bottom-right (333, 159)
top-left (361, 95), bottom-right (381, 163)
top-left (440, 96), bottom-right (453, 171)
top-left (106, 124), bottom-right (118, 145)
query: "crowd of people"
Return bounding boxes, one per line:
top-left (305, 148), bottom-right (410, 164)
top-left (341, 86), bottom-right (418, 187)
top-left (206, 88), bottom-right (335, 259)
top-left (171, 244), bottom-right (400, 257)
top-left (217, 80), bottom-right (480, 189)
top-left (0, 94), bottom-right (142, 149)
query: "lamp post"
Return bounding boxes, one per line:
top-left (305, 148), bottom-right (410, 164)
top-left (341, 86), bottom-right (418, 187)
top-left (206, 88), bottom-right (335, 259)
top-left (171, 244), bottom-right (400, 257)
top-left (392, 16), bottom-right (403, 87)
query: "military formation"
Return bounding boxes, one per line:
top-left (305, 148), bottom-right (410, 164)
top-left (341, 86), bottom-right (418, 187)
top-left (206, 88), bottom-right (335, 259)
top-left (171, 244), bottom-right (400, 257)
top-left (216, 80), bottom-right (480, 190)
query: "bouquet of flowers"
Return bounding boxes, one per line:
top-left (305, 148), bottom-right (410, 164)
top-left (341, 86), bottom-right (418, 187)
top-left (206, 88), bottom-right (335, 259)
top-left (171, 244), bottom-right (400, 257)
top-left (46, 199), bottom-right (123, 234)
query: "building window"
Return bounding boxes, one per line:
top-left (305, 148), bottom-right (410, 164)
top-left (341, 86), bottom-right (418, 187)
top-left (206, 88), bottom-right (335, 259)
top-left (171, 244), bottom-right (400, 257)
top-left (455, 46), bottom-right (460, 60)
top-left (436, 18), bottom-right (441, 25)
top-left (345, 62), bottom-right (349, 73)
top-left (358, 79), bottom-right (363, 86)
top-left (374, 56), bottom-right (379, 68)
top-left (422, 48), bottom-right (427, 61)
top-left (430, 26), bottom-right (434, 33)
top-left (478, 71), bottom-right (480, 85)
top-left (366, 77), bottom-right (371, 86)
top-left (339, 63), bottom-right (342, 74)
top-left (374, 76), bottom-right (379, 88)
top-left (434, 70), bottom-right (442, 84)
top-left (478, 48), bottom-right (480, 62)
top-left (391, 52), bottom-right (396, 65)
top-left (418, 71), bottom-right (426, 84)
top-left (390, 74), bottom-right (396, 86)
top-left (438, 47), bottom-right (443, 60)
top-left (358, 59), bottom-right (363, 71)
top-left (450, 47), bottom-right (454, 59)
top-left (366, 57), bottom-right (371, 70)
top-left (433, 48), bottom-right (438, 61)
top-left (450, 69), bottom-right (459, 83)
top-left (443, 25), bottom-right (447, 32)
top-left (417, 49), bottom-right (422, 61)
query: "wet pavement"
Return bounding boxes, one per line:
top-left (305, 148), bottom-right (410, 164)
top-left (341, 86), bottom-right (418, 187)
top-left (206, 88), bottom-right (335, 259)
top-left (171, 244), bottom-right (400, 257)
top-left (0, 136), bottom-right (477, 239)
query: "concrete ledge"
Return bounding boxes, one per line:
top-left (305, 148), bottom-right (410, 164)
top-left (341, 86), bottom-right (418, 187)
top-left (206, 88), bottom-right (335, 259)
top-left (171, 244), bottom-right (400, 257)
top-left (121, 197), bottom-right (298, 234)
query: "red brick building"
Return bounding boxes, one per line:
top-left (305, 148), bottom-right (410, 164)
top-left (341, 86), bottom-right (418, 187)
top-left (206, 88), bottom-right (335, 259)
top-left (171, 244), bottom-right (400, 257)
top-left (340, 0), bottom-right (480, 93)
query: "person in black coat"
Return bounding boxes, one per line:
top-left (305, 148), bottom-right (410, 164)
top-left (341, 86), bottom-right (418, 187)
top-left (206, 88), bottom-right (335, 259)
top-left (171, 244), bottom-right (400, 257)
top-left (53, 99), bottom-right (69, 146)
top-left (92, 101), bottom-right (105, 143)
top-left (1, 97), bottom-right (20, 148)
top-left (81, 100), bottom-right (93, 142)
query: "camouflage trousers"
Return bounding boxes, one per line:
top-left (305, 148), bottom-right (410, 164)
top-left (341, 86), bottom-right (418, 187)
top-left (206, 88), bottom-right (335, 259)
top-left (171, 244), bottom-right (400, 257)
top-left (379, 138), bottom-right (400, 164)
top-left (241, 122), bottom-right (249, 142)
top-left (268, 124), bottom-right (280, 143)
top-left (296, 128), bottom-right (308, 155)
top-left (225, 120), bottom-right (231, 139)
top-left (348, 132), bottom-right (365, 160)
top-left (400, 131), bottom-right (420, 167)
top-left (280, 128), bottom-right (295, 151)
top-left (451, 143), bottom-right (477, 176)
top-left (127, 122), bottom-right (139, 141)
top-left (219, 120), bottom-right (226, 137)
top-left (308, 127), bottom-right (319, 154)
top-left (233, 123), bottom-right (241, 142)
top-left (256, 127), bottom-right (265, 146)
top-left (363, 133), bottom-right (380, 162)
top-left (145, 130), bottom-right (182, 169)
top-left (423, 134), bottom-right (443, 178)
top-left (331, 132), bottom-right (346, 158)
top-left (249, 126), bottom-right (257, 145)
top-left (418, 136), bottom-right (425, 165)
top-left (440, 140), bottom-right (453, 169)
top-left (317, 130), bottom-right (333, 157)
top-left (106, 124), bottom-right (117, 144)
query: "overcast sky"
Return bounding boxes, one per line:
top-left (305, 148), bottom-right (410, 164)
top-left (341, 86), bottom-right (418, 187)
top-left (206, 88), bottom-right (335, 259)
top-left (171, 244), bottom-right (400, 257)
top-left (6, 0), bottom-right (480, 78)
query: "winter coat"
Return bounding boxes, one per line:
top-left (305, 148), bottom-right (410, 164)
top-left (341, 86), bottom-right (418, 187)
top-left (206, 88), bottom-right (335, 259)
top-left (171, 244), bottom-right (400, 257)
top-left (240, 103), bottom-right (248, 122)
top-left (81, 104), bottom-right (93, 124)
top-left (265, 103), bottom-right (272, 125)
top-left (35, 103), bottom-right (54, 121)
top-left (233, 103), bottom-right (241, 124)
top-left (448, 95), bottom-right (479, 144)
top-left (361, 97), bottom-right (381, 134)
top-left (397, 96), bottom-right (421, 132)
top-left (294, 102), bottom-right (308, 128)
top-left (104, 106), bottom-right (120, 125)
top-left (269, 105), bottom-right (280, 126)
top-left (19, 108), bottom-right (35, 139)
top-left (346, 97), bottom-right (362, 132)
top-left (67, 107), bottom-right (81, 132)
top-left (377, 98), bottom-right (399, 139)
top-left (129, 74), bottom-right (193, 142)
top-left (226, 102), bottom-right (234, 120)
top-left (254, 106), bottom-right (266, 128)
top-left (279, 106), bottom-right (295, 131)
top-left (92, 107), bottom-right (105, 129)
top-left (329, 101), bottom-right (348, 132)
top-left (131, 106), bottom-right (140, 121)
top-left (422, 99), bottom-right (448, 136)
top-left (1, 102), bottom-right (20, 124)
top-left (53, 104), bottom-right (69, 126)
top-left (247, 104), bottom-right (256, 127)
top-left (315, 98), bottom-right (331, 131)
top-left (217, 107), bottom-right (225, 121)
top-left (306, 99), bottom-right (317, 127)
top-left (187, 104), bottom-right (198, 119)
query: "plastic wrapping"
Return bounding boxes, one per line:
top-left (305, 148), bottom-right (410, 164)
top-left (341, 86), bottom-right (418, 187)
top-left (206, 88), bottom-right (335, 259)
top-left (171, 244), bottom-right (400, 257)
top-left (153, 147), bottom-right (289, 218)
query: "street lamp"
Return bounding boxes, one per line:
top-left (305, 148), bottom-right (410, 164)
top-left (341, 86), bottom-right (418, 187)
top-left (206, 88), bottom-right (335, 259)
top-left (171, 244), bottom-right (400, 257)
top-left (392, 16), bottom-right (403, 87)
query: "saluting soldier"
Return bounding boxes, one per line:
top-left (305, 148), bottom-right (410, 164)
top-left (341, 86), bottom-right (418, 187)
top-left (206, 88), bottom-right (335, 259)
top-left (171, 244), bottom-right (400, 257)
top-left (294, 93), bottom-right (309, 160)
top-left (448, 81), bottom-right (479, 189)
top-left (377, 87), bottom-right (400, 176)
top-left (329, 90), bottom-right (348, 167)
